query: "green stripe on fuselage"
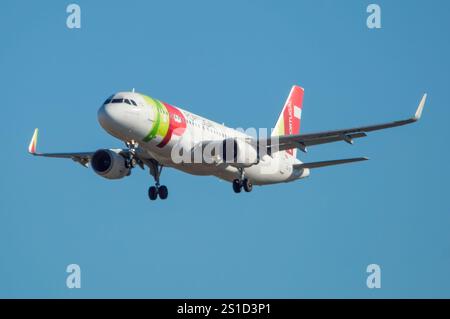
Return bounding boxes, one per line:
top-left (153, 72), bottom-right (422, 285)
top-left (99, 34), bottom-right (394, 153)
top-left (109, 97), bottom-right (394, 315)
top-left (154, 99), bottom-right (170, 139)
top-left (142, 95), bottom-right (169, 143)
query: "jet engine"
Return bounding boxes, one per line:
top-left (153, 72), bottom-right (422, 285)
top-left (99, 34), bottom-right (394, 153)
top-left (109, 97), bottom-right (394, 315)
top-left (231, 139), bottom-right (258, 168)
top-left (204, 138), bottom-right (258, 168)
top-left (91, 149), bottom-right (130, 179)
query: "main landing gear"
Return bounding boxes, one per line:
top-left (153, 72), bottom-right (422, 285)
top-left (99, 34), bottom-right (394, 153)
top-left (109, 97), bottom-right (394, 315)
top-left (148, 185), bottom-right (168, 200)
top-left (232, 168), bottom-right (253, 193)
top-left (147, 159), bottom-right (168, 201)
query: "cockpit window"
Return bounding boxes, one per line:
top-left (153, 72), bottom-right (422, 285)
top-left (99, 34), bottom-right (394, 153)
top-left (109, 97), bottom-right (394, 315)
top-left (103, 95), bottom-right (114, 105)
top-left (124, 99), bottom-right (138, 106)
top-left (106, 97), bottom-right (138, 106)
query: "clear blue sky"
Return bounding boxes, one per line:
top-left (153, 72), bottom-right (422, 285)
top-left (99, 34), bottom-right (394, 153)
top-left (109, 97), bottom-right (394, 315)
top-left (1, 0), bottom-right (449, 298)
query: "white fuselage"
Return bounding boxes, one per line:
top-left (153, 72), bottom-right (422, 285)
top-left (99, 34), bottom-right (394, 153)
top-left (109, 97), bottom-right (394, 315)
top-left (97, 92), bottom-right (309, 185)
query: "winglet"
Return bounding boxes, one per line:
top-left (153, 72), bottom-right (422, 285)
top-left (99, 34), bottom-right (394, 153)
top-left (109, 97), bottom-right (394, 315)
top-left (28, 128), bottom-right (39, 154)
top-left (413, 93), bottom-right (427, 121)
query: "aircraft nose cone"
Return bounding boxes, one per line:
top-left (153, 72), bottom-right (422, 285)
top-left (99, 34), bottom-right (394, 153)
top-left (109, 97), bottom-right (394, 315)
top-left (98, 103), bottom-right (122, 132)
top-left (97, 104), bottom-right (108, 128)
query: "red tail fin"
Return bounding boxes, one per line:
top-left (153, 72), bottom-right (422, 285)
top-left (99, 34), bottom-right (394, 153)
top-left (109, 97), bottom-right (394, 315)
top-left (272, 85), bottom-right (304, 157)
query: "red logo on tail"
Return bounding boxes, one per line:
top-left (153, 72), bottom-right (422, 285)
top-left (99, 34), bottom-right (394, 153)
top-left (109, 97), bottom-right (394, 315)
top-left (283, 86), bottom-right (304, 155)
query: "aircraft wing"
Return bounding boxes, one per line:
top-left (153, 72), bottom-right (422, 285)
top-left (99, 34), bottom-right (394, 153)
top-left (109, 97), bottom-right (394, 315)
top-left (265, 94), bottom-right (427, 153)
top-left (27, 128), bottom-right (126, 167)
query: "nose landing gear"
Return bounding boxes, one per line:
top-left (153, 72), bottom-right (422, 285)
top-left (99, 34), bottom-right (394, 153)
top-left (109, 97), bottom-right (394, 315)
top-left (123, 141), bottom-right (168, 201)
top-left (125, 140), bottom-right (139, 169)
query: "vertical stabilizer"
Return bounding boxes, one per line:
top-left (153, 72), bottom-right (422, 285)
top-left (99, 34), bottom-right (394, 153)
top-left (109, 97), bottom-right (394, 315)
top-left (272, 85), bottom-right (304, 157)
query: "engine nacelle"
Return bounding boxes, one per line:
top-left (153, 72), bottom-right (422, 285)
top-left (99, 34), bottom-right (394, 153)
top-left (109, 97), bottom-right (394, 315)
top-left (222, 138), bottom-right (258, 168)
top-left (91, 149), bottom-right (130, 179)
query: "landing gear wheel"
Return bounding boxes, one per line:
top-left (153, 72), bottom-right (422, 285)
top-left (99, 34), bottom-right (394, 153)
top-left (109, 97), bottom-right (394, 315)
top-left (158, 185), bottom-right (168, 200)
top-left (243, 178), bottom-right (253, 192)
top-left (148, 186), bottom-right (158, 200)
top-left (232, 179), bottom-right (242, 193)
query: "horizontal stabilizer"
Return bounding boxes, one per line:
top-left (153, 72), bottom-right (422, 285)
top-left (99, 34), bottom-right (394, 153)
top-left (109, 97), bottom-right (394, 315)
top-left (294, 157), bottom-right (369, 169)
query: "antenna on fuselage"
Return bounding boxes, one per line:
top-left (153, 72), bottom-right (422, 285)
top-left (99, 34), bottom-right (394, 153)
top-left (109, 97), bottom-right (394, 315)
top-left (132, 88), bottom-right (135, 93)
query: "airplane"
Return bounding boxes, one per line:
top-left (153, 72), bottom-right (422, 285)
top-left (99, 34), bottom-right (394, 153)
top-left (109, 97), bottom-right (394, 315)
top-left (28, 86), bottom-right (427, 200)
